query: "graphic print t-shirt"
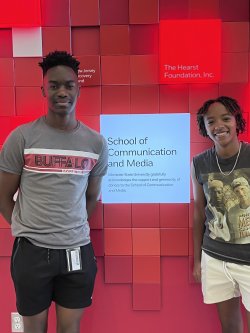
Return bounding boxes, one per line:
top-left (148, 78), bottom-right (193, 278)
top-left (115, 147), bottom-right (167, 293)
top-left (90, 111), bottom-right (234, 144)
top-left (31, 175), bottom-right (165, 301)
top-left (193, 142), bottom-right (250, 263)
top-left (0, 117), bottom-right (108, 249)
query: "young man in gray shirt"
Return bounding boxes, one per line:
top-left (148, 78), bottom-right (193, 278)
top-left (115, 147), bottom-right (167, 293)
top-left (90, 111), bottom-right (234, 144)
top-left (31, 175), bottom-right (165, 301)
top-left (0, 51), bottom-right (108, 333)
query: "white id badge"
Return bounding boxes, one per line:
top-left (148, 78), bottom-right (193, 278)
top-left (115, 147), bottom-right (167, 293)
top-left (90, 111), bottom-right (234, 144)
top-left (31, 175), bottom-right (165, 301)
top-left (66, 247), bottom-right (82, 272)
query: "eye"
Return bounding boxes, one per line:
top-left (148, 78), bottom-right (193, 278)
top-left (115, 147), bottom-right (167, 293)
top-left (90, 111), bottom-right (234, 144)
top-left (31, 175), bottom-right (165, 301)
top-left (66, 83), bottom-right (76, 89)
top-left (223, 116), bottom-right (232, 122)
top-left (206, 120), bottom-right (214, 125)
top-left (49, 84), bottom-right (58, 90)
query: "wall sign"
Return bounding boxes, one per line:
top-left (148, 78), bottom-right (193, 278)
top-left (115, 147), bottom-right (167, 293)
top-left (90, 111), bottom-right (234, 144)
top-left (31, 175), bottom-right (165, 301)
top-left (101, 114), bottom-right (190, 203)
top-left (159, 20), bottom-right (221, 84)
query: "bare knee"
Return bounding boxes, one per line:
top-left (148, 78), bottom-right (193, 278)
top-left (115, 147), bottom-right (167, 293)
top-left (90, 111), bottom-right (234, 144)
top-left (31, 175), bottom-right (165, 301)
top-left (57, 318), bottom-right (81, 333)
top-left (57, 322), bottom-right (80, 333)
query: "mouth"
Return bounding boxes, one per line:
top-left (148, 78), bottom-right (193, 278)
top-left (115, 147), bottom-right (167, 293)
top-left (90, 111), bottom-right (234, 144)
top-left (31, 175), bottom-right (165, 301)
top-left (214, 130), bottom-right (229, 138)
top-left (55, 101), bottom-right (71, 107)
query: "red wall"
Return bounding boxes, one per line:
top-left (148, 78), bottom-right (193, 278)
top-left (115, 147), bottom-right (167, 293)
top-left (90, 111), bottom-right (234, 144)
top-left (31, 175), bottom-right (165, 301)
top-left (0, 0), bottom-right (250, 332)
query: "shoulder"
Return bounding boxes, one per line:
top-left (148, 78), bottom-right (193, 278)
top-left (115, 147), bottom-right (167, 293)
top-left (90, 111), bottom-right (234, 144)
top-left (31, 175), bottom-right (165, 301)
top-left (193, 147), bottom-right (214, 165)
top-left (78, 121), bottom-right (106, 145)
top-left (192, 147), bottom-right (214, 184)
top-left (12, 117), bottom-right (43, 137)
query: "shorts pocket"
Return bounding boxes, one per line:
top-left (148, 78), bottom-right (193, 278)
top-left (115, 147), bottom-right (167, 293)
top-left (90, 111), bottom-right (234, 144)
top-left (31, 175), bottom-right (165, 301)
top-left (11, 238), bottom-right (21, 279)
top-left (81, 243), bottom-right (97, 268)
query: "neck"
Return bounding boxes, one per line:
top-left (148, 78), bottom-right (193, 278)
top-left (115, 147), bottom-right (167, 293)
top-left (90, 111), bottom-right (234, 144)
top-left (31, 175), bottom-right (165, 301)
top-left (215, 140), bottom-right (241, 158)
top-left (45, 113), bottom-right (78, 131)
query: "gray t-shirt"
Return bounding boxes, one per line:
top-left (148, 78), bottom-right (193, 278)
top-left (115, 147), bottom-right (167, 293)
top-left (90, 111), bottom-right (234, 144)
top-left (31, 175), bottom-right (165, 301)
top-left (0, 116), bottom-right (108, 249)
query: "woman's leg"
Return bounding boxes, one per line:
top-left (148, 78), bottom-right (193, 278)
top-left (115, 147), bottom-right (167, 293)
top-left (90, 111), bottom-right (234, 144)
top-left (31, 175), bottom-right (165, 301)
top-left (216, 297), bottom-right (243, 333)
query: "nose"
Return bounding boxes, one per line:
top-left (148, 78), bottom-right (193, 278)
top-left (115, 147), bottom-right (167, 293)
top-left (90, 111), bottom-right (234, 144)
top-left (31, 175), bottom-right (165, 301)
top-left (239, 189), bottom-right (245, 195)
top-left (214, 119), bottom-right (224, 130)
top-left (57, 86), bottom-right (68, 98)
top-left (236, 189), bottom-right (244, 197)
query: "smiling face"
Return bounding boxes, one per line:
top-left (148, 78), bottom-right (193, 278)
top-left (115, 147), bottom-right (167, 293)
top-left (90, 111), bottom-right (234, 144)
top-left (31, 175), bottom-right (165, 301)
top-left (42, 65), bottom-right (80, 117)
top-left (203, 102), bottom-right (238, 147)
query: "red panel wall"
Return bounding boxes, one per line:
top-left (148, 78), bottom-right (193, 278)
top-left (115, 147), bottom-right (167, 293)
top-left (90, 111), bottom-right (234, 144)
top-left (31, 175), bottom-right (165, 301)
top-left (0, 0), bottom-right (249, 332)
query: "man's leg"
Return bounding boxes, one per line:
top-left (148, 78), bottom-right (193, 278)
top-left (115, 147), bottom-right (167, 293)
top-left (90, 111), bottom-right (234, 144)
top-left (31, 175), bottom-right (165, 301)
top-left (23, 309), bottom-right (49, 333)
top-left (56, 304), bottom-right (84, 333)
top-left (216, 297), bottom-right (243, 333)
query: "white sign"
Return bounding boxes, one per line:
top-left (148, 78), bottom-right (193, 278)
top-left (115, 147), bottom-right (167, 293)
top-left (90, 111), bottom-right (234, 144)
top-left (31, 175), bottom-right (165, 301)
top-left (101, 114), bottom-right (190, 203)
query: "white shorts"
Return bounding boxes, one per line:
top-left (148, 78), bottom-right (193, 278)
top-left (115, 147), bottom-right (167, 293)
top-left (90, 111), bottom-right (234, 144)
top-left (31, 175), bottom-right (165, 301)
top-left (201, 251), bottom-right (250, 311)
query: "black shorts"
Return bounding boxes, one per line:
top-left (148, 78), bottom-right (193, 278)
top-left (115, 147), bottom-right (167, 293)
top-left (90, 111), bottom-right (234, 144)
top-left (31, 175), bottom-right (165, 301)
top-left (11, 237), bottom-right (97, 316)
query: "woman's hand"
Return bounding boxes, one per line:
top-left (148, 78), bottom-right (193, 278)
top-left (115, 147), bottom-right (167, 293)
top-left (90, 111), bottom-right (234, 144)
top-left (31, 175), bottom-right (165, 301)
top-left (193, 260), bottom-right (201, 283)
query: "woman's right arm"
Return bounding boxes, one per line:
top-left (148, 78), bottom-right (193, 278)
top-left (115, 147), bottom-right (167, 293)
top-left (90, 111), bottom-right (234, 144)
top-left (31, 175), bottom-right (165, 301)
top-left (191, 161), bottom-right (206, 283)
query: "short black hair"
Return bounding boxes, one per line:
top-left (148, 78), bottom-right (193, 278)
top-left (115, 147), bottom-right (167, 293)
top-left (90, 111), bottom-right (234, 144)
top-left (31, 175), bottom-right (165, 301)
top-left (39, 51), bottom-right (80, 76)
top-left (197, 96), bottom-right (246, 137)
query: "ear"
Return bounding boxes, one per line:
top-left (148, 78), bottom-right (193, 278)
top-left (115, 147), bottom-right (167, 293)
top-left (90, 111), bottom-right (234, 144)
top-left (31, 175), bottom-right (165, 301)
top-left (41, 86), bottom-right (46, 97)
top-left (77, 85), bottom-right (81, 98)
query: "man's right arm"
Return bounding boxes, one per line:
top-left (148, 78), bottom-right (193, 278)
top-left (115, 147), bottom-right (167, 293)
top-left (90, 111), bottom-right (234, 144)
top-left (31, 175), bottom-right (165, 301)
top-left (0, 171), bottom-right (21, 225)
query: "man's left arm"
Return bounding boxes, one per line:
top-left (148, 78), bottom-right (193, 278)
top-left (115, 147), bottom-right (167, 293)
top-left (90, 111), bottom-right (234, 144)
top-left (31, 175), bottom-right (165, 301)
top-left (86, 135), bottom-right (108, 218)
top-left (86, 176), bottom-right (103, 219)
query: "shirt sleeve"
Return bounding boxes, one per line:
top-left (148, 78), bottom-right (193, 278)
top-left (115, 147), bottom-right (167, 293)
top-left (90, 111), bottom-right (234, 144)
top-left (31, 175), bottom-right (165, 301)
top-left (90, 135), bottom-right (108, 177)
top-left (0, 128), bottom-right (25, 175)
top-left (193, 154), bottom-right (205, 186)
